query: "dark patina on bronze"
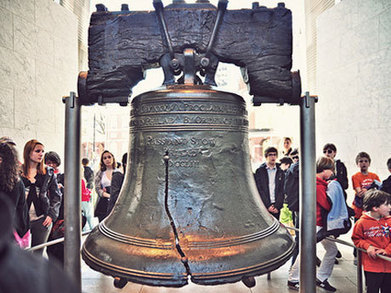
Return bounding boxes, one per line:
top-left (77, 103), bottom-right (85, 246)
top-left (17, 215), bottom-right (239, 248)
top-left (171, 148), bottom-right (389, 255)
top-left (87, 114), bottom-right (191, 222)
top-left (81, 0), bottom-right (298, 288)
top-left (82, 85), bottom-right (295, 287)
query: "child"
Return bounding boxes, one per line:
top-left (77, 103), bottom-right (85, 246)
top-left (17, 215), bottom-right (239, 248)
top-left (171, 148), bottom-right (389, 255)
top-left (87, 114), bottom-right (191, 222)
top-left (352, 152), bottom-right (380, 220)
top-left (288, 157), bottom-right (338, 292)
top-left (351, 189), bottom-right (391, 293)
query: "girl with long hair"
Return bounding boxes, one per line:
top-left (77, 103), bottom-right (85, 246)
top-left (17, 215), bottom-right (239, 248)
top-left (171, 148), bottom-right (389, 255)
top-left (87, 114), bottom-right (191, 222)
top-left (0, 139), bottom-right (29, 243)
top-left (94, 150), bottom-right (117, 222)
top-left (21, 139), bottom-right (62, 255)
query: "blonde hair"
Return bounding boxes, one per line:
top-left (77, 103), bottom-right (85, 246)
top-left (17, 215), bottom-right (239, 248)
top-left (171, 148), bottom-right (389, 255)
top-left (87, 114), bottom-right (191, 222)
top-left (316, 157), bottom-right (334, 173)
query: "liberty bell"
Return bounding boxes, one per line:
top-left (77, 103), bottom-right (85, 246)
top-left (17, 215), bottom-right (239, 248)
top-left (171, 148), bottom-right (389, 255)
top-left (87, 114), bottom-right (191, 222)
top-left (81, 0), bottom-right (300, 288)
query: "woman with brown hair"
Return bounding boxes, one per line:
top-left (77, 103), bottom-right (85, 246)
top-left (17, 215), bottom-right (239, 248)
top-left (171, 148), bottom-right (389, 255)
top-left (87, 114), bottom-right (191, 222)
top-left (21, 139), bottom-right (62, 255)
top-left (94, 150), bottom-right (117, 222)
top-left (0, 139), bottom-right (29, 243)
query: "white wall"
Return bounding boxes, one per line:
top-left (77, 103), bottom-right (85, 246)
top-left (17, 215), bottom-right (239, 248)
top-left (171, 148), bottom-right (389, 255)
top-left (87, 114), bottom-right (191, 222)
top-left (0, 0), bottom-right (78, 160)
top-left (316, 0), bottom-right (391, 194)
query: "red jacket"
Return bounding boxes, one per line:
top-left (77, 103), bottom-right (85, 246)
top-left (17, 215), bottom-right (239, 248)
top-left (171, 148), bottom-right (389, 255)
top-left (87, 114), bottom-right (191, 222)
top-left (352, 213), bottom-right (391, 273)
top-left (316, 177), bottom-right (331, 227)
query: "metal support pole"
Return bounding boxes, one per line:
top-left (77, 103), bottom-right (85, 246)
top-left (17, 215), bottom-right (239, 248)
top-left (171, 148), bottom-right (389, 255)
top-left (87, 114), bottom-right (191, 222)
top-left (357, 251), bottom-right (363, 293)
top-left (299, 92), bottom-right (317, 293)
top-left (63, 92), bottom-right (82, 292)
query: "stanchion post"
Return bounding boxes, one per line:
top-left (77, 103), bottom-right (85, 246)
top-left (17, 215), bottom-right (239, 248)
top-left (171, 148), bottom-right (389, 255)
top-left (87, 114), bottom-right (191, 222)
top-left (299, 92), bottom-right (317, 293)
top-left (63, 92), bottom-right (82, 292)
top-left (357, 251), bottom-right (363, 293)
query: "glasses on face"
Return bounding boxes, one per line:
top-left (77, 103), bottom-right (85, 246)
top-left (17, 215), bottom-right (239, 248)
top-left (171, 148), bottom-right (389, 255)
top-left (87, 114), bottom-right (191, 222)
top-left (323, 149), bottom-right (333, 154)
top-left (292, 156), bottom-right (299, 160)
top-left (267, 153), bottom-right (277, 157)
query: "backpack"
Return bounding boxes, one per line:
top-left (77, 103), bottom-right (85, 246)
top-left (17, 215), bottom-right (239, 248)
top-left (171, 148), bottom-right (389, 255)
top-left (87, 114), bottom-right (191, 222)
top-left (285, 162), bottom-right (300, 212)
top-left (381, 175), bottom-right (391, 194)
top-left (317, 180), bottom-right (354, 242)
top-left (84, 166), bottom-right (94, 189)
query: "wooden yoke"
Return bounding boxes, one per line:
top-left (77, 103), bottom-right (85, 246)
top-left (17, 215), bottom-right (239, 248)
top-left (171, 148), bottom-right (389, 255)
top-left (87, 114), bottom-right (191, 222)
top-left (78, 1), bottom-right (301, 106)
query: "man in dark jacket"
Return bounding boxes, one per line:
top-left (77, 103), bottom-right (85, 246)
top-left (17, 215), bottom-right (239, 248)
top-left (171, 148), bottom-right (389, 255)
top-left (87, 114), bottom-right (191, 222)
top-left (254, 147), bottom-right (285, 219)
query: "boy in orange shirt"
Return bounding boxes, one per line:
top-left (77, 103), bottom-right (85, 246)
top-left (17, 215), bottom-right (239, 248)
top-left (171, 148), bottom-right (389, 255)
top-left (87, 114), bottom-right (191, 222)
top-left (352, 189), bottom-right (391, 293)
top-left (352, 152), bottom-right (380, 220)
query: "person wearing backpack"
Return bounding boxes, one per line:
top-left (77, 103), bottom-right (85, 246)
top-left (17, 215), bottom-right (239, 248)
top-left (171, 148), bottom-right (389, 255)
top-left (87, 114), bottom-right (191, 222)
top-left (317, 179), bottom-right (353, 242)
top-left (288, 157), bottom-right (338, 292)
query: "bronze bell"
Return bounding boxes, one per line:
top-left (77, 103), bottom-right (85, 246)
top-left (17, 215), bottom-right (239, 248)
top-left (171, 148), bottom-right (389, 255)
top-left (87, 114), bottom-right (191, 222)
top-left (82, 84), bottom-right (295, 287)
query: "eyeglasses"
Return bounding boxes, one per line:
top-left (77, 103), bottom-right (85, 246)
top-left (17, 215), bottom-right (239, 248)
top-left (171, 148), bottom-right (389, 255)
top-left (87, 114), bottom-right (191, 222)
top-left (267, 153), bottom-right (277, 157)
top-left (323, 149), bottom-right (333, 154)
top-left (292, 156), bottom-right (299, 160)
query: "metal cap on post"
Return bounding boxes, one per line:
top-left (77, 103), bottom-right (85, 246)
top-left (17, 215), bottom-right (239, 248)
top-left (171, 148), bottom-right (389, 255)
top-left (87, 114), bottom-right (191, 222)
top-left (299, 92), bottom-right (317, 292)
top-left (63, 92), bottom-right (82, 292)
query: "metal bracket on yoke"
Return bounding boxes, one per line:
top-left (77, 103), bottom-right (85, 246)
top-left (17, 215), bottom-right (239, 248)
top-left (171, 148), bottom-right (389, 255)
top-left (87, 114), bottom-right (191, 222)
top-left (183, 48), bottom-right (196, 85)
top-left (154, 0), bottom-right (227, 86)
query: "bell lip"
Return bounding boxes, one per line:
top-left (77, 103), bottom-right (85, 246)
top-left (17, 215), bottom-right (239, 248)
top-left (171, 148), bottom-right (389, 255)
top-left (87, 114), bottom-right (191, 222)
top-left (82, 245), bottom-right (189, 288)
top-left (189, 238), bottom-right (295, 285)
top-left (81, 222), bottom-right (295, 288)
top-left (82, 238), bottom-right (294, 287)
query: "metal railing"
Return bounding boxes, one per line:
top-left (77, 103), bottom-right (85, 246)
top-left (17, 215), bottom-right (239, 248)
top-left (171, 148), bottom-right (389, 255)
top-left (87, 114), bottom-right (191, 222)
top-left (285, 225), bottom-right (391, 293)
top-left (25, 225), bottom-right (391, 293)
top-left (27, 230), bottom-right (91, 252)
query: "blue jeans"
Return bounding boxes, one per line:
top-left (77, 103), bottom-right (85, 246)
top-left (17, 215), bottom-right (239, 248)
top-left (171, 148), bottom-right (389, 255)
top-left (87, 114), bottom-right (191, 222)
top-left (81, 201), bottom-right (95, 231)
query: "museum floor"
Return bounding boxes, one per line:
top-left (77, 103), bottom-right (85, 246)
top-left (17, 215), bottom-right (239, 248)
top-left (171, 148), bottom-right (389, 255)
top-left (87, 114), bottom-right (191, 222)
top-left (81, 234), bottom-right (358, 293)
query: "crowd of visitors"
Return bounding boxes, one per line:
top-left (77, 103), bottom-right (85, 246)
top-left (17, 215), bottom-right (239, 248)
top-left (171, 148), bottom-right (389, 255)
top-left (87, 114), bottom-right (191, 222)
top-left (0, 136), bottom-right (128, 263)
top-left (254, 138), bottom-right (391, 292)
top-left (0, 134), bottom-right (390, 292)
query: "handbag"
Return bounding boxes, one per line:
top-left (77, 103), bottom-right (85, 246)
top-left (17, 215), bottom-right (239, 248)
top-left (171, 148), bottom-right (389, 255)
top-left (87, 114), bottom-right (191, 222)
top-left (94, 196), bottom-right (109, 217)
top-left (13, 230), bottom-right (31, 249)
top-left (81, 179), bottom-right (92, 202)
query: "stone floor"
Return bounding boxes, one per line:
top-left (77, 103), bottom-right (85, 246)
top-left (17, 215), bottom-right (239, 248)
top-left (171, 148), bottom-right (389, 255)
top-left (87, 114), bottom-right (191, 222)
top-left (81, 234), bottom-right (360, 293)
